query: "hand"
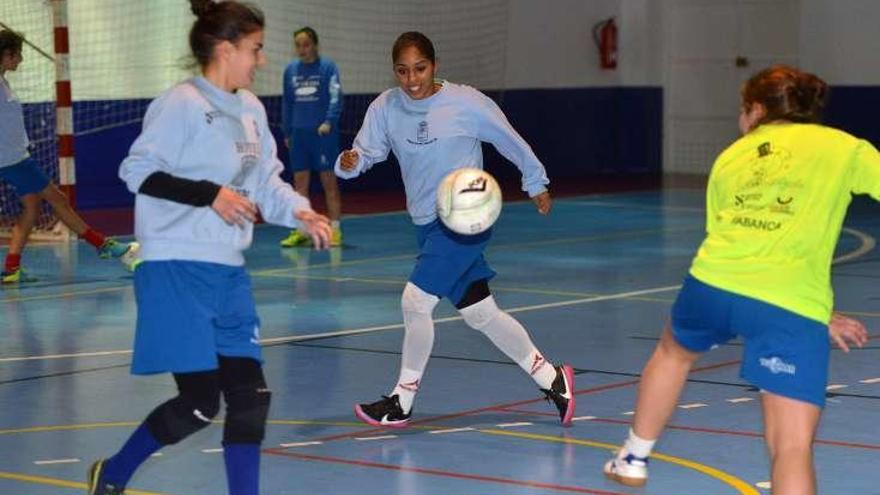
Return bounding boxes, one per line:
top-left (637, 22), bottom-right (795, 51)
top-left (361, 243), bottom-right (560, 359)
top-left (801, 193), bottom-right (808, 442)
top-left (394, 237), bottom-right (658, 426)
top-left (340, 149), bottom-right (359, 171)
top-left (532, 191), bottom-right (552, 215)
top-left (295, 209), bottom-right (333, 250)
top-left (212, 187), bottom-right (258, 227)
top-left (317, 122), bottom-right (332, 135)
top-left (828, 312), bottom-right (868, 352)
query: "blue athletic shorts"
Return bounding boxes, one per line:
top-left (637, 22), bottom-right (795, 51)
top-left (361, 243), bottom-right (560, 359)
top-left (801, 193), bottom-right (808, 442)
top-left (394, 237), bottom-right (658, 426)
top-left (0, 157), bottom-right (50, 196)
top-left (671, 274), bottom-right (829, 407)
top-left (131, 260), bottom-right (263, 375)
top-left (409, 219), bottom-right (496, 305)
top-left (288, 128), bottom-right (339, 172)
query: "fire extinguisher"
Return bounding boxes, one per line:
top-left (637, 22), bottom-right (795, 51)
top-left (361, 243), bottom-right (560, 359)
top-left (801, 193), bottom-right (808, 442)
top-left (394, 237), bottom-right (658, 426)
top-left (593, 17), bottom-right (617, 69)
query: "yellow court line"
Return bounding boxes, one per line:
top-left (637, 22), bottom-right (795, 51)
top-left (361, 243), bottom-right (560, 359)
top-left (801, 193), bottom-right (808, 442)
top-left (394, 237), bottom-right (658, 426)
top-left (0, 420), bottom-right (757, 494)
top-left (0, 471), bottom-right (165, 495)
top-left (0, 422), bottom-right (140, 435)
top-left (254, 226), bottom-right (702, 276)
top-left (0, 285), bottom-right (129, 304)
top-left (256, 271), bottom-right (678, 303)
top-left (478, 429), bottom-right (760, 495)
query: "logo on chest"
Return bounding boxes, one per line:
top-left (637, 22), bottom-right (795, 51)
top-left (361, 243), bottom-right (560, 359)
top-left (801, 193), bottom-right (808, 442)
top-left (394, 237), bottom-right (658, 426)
top-left (406, 120), bottom-right (437, 146)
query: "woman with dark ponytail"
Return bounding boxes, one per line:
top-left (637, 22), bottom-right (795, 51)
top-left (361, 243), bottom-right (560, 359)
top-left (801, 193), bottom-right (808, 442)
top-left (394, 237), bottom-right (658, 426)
top-left (603, 64), bottom-right (874, 495)
top-left (87, 2), bottom-right (331, 494)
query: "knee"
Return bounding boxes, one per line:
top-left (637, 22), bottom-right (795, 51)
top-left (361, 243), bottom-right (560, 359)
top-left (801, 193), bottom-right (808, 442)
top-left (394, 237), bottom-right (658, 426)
top-left (401, 282), bottom-right (439, 317)
top-left (146, 386), bottom-right (221, 445)
top-left (40, 185), bottom-right (67, 207)
top-left (459, 294), bottom-right (500, 330)
top-left (767, 435), bottom-right (813, 463)
top-left (223, 386), bottom-right (271, 444)
top-left (220, 357), bottom-right (271, 444)
top-left (657, 326), bottom-right (700, 364)
top-left (21, 194), bottom-right (40, 211)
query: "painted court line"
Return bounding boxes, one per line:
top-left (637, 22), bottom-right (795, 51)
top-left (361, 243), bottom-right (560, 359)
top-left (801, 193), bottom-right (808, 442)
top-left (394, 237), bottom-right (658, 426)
top-left (480, 429), bottom-right (760, 495)
top-left (279, 441), bottom-right (324, 448)
top-left (572, 416), bottom-right (597, 421)
top-left (495, 422), bottom-right (533, 428)
top-left (678, 403), bottom-right (709, 409)
top-left (727, 397), bottom-right (754, 403)
top-left (428, 427), bottom-right (475, 435)
top-left (298, 359), bottom-right (738, 446)
top-left (33, 458), bottom-right (79, 465)
top-left (826, 384), bottom-right (848, 390)
top-left (354, 435), bottom-right (397, 442)
top-left (498, 408), bottom-right (880, 451)
top-left (0, 471), bottom-right (165, 495)
top-left (268, 450), bottom-right (629, 495)
top-left (860, 378), bottom-right (880, 384)
top-left (0, 284), bottom-right (682, 363)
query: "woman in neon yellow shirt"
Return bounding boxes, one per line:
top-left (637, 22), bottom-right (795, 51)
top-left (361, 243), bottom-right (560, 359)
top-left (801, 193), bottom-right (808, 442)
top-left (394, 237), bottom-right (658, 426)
top-left (603, 65), bottom-right (872, 495)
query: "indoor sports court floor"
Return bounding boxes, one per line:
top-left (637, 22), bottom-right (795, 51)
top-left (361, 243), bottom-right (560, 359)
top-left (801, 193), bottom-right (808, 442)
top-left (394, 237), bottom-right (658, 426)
top-left (0, 187), bottom-right (878, 494)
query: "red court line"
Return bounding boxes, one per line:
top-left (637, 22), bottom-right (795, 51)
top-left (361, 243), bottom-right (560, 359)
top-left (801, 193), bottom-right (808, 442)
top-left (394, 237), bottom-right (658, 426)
top-left (499, 408), bottom-right (880, 451)
top-left (265, 450), bottom-right (629, 495)
top-left (297, 359), bottom-right (741, 445)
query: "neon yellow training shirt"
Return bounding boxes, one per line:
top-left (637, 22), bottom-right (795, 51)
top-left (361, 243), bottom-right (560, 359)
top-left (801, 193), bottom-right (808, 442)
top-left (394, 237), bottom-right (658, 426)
top-left (690, 123), bottom-right (880, 323)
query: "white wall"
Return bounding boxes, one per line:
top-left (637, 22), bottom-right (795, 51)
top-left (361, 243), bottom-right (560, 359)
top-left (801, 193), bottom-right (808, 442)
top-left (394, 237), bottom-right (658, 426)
top-left (800, 0), bottom-right (880, 84)
top-left (502, 0), bottom-right (662, 89)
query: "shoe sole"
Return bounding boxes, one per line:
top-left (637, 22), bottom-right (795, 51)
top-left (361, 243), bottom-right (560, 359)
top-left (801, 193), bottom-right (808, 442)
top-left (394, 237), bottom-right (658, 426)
top-left (604, 470), bottom-right (646, 487)
top-left (87, 459), bottom-right (104, 495)
top-left (560, 364), bottom-right (576, 426)
top-left (353, 404), bottom-right (410, 428)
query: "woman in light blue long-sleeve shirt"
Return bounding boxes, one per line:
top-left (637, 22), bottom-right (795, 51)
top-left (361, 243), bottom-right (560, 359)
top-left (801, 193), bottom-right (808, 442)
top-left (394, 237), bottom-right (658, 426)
top-left (338, 31), bottom-right (576, 429)
top-left (87, 2), bottom-right (330, 494)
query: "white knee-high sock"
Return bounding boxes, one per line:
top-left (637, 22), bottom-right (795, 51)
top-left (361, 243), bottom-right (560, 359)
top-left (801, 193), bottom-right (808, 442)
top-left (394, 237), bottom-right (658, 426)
top-left (459, 295), bottom-right (556, 389)
top-left (391, 283), bottom-right (439, 413)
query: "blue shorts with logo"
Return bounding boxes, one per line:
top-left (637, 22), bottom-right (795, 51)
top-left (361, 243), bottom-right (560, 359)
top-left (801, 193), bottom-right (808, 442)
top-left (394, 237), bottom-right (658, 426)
top-left (131, 260), bottom-right (263, 375)
top-left (0, 157), bottom-right (50, 196)
top-left (671, 275), bottom-right (829, 407)
top-left (409, 219), bottom-right (496, 305)
top-left (288, 127), bottom-right (339, 172)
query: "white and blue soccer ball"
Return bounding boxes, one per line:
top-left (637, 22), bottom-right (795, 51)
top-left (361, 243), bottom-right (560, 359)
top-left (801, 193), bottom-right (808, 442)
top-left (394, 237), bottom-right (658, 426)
top-left (436, 168), bottom-right (502, 235)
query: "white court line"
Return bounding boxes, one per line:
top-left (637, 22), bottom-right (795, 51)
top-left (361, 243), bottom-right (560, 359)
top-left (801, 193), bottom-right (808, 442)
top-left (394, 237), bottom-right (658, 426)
top-left (835, 228), bottom-right (877, 264)
top-left (0, 284), bottom-right (681, 363)
top-left (678, 403), bottom-right (709, 409)
top-left (428, 427), bottom-right (475, 435)
top-left (354, 435), bottom-right (397, 441)
top-left (571, 416), bottom-right (597, 421)
top-left (201, 448), bottom-right (224, 454)
top-left (859, 378), bottom-right (880, 384)
top-left (495, 422), bottom-right (533, 428)
top-left (726, 397), bottom-right (754, 404)
top-left (279, 441), bottom-right (323, 448)
top-left (622, 411), bottom-right (635, 416)
top-left (3, 223), bottom-right (871, 363)
top-left (826, 384), bottom-right (848, 391)
top-left (34, 458), bottom-right (80, 465)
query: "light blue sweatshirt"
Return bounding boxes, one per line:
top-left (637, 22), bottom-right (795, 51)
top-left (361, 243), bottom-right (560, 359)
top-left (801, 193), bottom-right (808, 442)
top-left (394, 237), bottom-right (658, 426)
top-left (334, 81), bottom-right (549, 225)
top-left (0, 74), bottom-right (30, 168)
top-left (281, 57), bottom-right (342, 136)
top-left (120, 77), bottom-right (311, 266)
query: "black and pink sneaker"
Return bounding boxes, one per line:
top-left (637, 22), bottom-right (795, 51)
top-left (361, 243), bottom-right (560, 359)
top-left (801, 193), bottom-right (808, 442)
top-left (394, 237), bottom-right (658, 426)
top-left (354, 394), bottom-right (412, 428)
top-left (541, 364), bottom-right (576, 426)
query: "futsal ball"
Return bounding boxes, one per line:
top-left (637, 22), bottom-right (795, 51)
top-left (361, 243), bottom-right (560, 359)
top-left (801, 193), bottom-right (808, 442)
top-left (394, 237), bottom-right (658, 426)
top-left (436, 168), bottom-right (502, 235)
